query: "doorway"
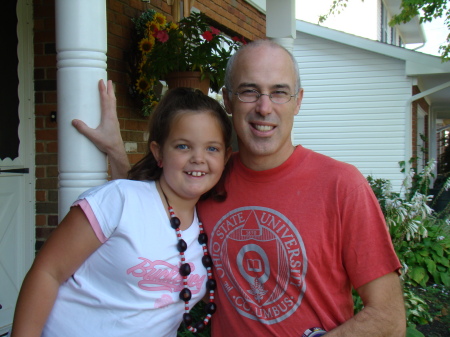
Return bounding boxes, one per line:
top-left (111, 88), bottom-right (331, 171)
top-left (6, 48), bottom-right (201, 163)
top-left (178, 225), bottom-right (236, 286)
top-left (0, 0), bottom-right (35, 333)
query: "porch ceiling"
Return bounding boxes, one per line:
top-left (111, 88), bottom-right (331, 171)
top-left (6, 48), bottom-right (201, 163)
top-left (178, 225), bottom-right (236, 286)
top-left (419, 73), bottom-right (450, 117)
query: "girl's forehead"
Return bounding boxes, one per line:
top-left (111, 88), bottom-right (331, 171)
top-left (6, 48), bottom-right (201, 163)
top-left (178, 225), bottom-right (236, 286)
top-left (171, 109), bottom-right (212, 123)
top-left (169, 111), bottom-right (222, 133)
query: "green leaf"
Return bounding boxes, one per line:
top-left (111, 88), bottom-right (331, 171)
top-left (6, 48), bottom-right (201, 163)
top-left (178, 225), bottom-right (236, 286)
top-left (409, 267), bottom-right (427, 284)
top-left (441, 272), bottom-right (450, 286)
top-left (415, 254), bottom-right (424, 264)
top-left (425, 258), bottom-right (436, 274)
top-left (406, 326), bottom-right (425, 337)
top-left (431, 271), bottom-right (441, 284)
top-left (421, 273), bottom-right (429, 287)
top-left (431, 243), bottom-right (444, 257)
top-left (418, 250), bottom-right (429, 257)
top-left (438, 255), bottom-right (449, 267)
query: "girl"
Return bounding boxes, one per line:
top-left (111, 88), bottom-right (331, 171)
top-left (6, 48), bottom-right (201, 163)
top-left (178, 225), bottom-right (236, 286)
top-left (11, 86), bottom-right (232, 337)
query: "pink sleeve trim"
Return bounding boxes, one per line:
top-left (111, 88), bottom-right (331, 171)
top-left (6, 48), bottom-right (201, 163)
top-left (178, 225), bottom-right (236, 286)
top-left (72, 199), bottom-right (108, 243)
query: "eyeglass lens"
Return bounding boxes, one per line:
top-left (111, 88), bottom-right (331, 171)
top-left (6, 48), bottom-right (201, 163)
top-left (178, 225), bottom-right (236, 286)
top-left (237, 90), bottom-right (292, 104)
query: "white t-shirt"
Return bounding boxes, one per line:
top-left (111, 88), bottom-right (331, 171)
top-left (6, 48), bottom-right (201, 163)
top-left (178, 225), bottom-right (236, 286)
top-left (42, 180), bottom-right (207, 337)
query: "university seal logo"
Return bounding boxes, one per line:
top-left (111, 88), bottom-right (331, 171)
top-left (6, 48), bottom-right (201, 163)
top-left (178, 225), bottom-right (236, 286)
top-left (210, 206), bottom-right (307, 324)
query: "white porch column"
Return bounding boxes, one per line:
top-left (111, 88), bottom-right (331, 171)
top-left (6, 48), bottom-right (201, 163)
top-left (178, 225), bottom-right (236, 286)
top-left (429, 108), bottom-right (438, 178)
top-left (266, 0), bottom-right (296, 53)
top-left (55, 0), bottom-right (108, 220)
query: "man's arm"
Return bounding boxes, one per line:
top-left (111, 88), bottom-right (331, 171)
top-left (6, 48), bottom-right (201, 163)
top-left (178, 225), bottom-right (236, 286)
top-left (326, 272), bottom-right (406, 337)
top-left (72, 79), bottom-right (130, 179)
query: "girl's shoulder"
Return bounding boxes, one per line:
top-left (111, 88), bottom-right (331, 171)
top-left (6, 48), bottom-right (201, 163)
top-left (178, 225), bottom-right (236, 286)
top-left (78, 179), bottom-right (155, 200)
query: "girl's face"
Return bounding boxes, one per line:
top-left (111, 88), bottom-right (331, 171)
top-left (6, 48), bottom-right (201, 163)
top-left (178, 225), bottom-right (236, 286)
top-left (152, 111), bottom-right (230, 202)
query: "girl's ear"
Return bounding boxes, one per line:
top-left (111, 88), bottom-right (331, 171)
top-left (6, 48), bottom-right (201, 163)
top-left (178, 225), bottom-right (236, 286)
top-left (150, 141), bottom-right (162, 162)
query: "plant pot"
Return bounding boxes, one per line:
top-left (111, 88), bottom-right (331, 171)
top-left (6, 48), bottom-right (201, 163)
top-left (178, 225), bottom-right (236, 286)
top-left (165, 71), bottom-right (210, 95)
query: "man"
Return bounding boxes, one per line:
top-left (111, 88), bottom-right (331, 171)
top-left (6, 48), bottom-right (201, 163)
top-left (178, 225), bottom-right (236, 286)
top-left (75, 40), bottom-right (406, 336)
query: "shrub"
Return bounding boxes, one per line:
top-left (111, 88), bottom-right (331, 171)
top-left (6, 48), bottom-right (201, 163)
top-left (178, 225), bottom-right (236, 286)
top-left (366, 160), bottom-right (450, 335)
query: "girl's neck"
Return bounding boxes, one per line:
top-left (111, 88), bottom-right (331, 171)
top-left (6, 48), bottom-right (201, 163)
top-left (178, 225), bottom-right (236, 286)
top-left (157, 179), bottom-right (197, 231)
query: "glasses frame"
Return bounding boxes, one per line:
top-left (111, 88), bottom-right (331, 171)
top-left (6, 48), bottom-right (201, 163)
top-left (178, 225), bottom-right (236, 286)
top-left (231, 89), bottom-right (298, 104)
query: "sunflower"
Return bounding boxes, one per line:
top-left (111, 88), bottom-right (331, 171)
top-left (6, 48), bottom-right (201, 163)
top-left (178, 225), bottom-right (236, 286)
top-left (168, 22), bottom-right (178, 31)
top-left (139, 37), bottom-right (154, 53)
top-left (135, 77), bottom-right (151, 94)
top-left (153, 12), bottom-right (167, 27)
top-left (147, 21), bottom-right (160, 34)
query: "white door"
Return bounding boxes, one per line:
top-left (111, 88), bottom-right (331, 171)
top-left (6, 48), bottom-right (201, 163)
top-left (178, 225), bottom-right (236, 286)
top-left (0, 0), bottom-right (35, 334)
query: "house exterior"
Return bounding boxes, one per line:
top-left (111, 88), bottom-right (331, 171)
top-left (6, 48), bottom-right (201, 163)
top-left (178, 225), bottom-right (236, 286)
top-left (292, 20), bottom-right (450, 191)
top-left (1, 0), bottom-right (449, 334)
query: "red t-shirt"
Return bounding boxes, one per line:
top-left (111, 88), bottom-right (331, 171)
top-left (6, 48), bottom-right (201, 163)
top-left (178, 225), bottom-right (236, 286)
top-left (198, 146), bottom-right (400, 336)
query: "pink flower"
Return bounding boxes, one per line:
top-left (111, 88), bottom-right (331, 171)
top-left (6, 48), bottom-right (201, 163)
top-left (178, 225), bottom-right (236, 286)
top-left (155, 30), bottom-right (169, 43)
top-left (202, 30), bottom-right (214, 41)
top-left (210, 26), bottom-right (221, 35)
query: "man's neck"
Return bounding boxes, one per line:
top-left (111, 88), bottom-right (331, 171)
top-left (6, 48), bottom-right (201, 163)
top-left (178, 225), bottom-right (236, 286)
top-left (238, 145), bottom-right (296, 171)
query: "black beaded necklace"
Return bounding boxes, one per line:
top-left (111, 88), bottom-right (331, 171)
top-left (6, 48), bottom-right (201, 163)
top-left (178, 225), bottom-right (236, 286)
top-left (159, 182), bottom-right (217, 333)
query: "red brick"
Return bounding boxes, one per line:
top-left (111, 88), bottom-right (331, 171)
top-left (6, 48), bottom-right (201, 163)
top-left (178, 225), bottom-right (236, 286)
top-left (35, 54), bottom-right (57, 68)
top-left (47, 142), bottom-right (58, 153)
top-left (36, 142), bottom-right (45, 153)
top-left (35, 93), bottom-right (44, 104)
top-left (36, 129), bottom-right (58, 141)
top-left (46, 67), bottom-right (57, 80)
top-left (36, 227), bottom-right (56, 240)
top-left (109, 0), bottom-right (124, 14)
top-left (44, 92), bottom-right (57, 104)
top-left (128, 153), bottom-right (145, 165)
top-left (36, 214), bottom-right (47, 226)
top-left (35, 167), bottom-right (46, 179)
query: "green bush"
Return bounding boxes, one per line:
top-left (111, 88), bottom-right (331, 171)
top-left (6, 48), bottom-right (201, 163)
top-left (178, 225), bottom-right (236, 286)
top-left (367, 159), bottom-right (450, 335)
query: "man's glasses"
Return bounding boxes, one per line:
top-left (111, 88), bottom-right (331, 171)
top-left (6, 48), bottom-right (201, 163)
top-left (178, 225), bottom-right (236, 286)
top-left (232, 89), bottom-right (297, 104)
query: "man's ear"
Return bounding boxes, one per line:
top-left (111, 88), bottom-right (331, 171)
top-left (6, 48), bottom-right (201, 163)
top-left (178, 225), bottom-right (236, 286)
top-left (222, 87), bottom-right (232, 115)
top-left (150, 141), bottom-right (161, 162)
top-left (294, 88), bottom-right (304, 116)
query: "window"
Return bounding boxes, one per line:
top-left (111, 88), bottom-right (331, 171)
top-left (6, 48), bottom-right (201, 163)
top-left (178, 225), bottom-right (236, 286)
top-left (390, 26), bottom-right (396, 45)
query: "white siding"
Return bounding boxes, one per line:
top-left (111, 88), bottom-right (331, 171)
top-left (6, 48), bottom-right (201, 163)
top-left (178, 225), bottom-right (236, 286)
top-left (293, 32), bottom-right (412, 190)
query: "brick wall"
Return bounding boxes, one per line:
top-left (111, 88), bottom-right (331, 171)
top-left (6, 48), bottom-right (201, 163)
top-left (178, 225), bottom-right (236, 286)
top-left (33, 0), bottom-right (266, 249)
top-left (34, 0), bottom-right (59, 249)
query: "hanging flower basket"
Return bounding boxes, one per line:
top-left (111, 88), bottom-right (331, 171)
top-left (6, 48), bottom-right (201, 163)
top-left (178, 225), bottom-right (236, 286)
top-left (165, 71), bottom-right (210, 94)
top-left (129, 9), bottom-right (246, 116)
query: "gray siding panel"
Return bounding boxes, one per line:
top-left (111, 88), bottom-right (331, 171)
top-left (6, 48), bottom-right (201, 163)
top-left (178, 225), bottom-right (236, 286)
top-left (293, 32), bottom-right (411, 190)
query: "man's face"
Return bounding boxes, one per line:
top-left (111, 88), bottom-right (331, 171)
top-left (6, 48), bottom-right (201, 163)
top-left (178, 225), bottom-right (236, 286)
top-left (223, 45), bottom-right (303, 171)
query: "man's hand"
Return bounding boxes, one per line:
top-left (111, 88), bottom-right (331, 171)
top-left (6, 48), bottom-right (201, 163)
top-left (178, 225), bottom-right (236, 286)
top-left (72, 79), bottom-right (130, 179)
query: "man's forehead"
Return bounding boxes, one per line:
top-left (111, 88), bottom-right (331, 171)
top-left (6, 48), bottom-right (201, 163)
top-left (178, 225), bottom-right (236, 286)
top-left (235, 81), bottom-right (294, 91)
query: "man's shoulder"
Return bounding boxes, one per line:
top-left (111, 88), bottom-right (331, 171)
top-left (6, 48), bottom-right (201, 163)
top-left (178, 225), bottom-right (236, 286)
top-left (305, 147), bottom-right (355, 168)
